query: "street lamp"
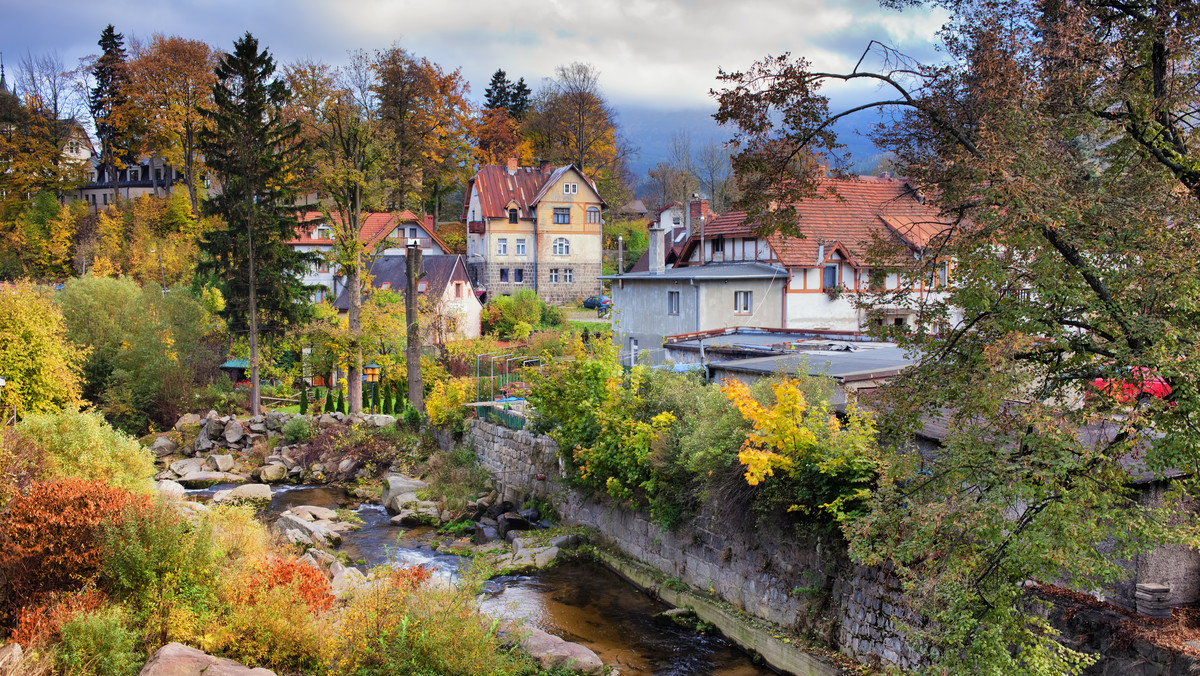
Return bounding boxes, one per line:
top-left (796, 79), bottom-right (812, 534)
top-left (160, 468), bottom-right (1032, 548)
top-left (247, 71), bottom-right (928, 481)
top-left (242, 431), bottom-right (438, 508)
top-left (363, 363), bottom-right (381, 413)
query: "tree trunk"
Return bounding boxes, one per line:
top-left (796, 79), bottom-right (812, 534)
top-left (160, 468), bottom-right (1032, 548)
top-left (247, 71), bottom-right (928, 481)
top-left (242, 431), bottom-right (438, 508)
top-left (248, 212), bottom-right (261, 417)
top-left (406, 245), bottom-right (424, 415)
top-left (185, 126), bottom-right (198, 213)
top-left (347, 259), bottom-right (363, 414)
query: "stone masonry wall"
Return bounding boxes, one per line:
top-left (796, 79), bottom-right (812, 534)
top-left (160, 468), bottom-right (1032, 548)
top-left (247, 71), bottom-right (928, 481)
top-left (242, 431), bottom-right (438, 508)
top-left (466, 418), bottom-right (921, 671)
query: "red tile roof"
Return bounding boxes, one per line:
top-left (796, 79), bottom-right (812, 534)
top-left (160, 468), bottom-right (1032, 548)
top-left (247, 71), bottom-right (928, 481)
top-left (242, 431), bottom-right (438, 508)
top-left (680, 176), bottom-right (949, 268)
top-left (461, 162), bottom-right (604, 221)
top-left (290, 211), bottom-right (450, 252)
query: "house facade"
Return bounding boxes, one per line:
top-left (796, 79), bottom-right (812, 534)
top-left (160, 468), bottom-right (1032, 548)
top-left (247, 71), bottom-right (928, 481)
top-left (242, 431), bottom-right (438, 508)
top-left (674, 175), bottom-right (950, 332)
top-left (463, 158), bottom-right (605, 304)
top-left (331, 254), bottom-right (481, 342)
top-left (289, 210), bottom-right (451, 303)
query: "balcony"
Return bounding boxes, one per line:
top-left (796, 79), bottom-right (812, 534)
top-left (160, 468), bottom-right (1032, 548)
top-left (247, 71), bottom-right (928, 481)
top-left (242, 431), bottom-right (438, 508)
top-left (468, 220), bottom-right (486, 235)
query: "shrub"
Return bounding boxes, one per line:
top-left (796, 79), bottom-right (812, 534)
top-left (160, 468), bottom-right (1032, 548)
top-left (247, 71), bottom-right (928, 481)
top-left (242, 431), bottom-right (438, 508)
top-left (13, 588), bottom-right (108, 648)
top-left (193, 377), bottom-right (247, 417)
top-left (426, 377), bottom-right (474, 434)
top-left (212, 556), bottom-right (328, 673)
top-left (512, 321), bottom-right (533, 339)
top-left (402, 404), bottom-right (422, 429)
top-left (14, 409), bottom-right (154, 492)
top-left (425, 447), bottom-right (491, 511)
top-left (0, 280), bottom-right (86, 416)
top-left (56, 606), bottom-right (141, 676)
top-left (0, 428), bottom-right (47, 503)
top-left (282, 416), bottom-right (315, 444)
top-left (100, 500), bottom-right (219, 646)
top-left (203, 503), bottom-right (274, 563)
top-left (539, 303), bottom-right (567, 328)
top-left (0, 479), bottom-right (146, 621)
top-left (329, 566), bottom-right (532, 675)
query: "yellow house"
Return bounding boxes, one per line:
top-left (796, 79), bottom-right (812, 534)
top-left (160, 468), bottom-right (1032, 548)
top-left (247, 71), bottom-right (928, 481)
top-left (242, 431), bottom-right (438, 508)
top-left (462, 158), bottom-right (606, 304)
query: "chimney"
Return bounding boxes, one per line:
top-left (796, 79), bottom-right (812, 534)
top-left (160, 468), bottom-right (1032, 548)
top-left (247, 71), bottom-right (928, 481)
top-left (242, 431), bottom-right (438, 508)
top-left (424, 214), bottom-right (434, 231)
top-left (648, 224), bottom-right (667, 275)
top-left (689, 199), bottom-right (709, 233)
top-left (540, 159), bottom-right (552, 173)
top-left (507, 157), bottom-right (518, 174)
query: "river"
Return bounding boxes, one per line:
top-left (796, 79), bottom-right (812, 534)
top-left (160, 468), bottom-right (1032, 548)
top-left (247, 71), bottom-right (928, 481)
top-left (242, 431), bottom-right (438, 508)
top-left (191, 483), bottom-right (775, 676)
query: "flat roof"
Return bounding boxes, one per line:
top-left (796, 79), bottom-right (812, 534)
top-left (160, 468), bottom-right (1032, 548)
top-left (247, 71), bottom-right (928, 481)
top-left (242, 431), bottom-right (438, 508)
top-left (601, 261), bottom-right (786, 281)
top-left (708, 345), bottom-right (914, 383)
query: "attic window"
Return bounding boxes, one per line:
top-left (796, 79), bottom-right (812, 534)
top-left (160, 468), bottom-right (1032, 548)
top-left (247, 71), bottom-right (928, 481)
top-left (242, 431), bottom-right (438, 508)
top-left (380, 282), bottom-right (391, 290)
top-left (563, 183), bottom-right (578, 194)
top-left (508, 208), bottom-right (518, 223)
top-left (417, 281), bottom-right (428, 292)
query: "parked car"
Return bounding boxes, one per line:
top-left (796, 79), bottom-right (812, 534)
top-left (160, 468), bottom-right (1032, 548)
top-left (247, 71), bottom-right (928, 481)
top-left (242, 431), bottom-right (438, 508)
top-left (582, 295), bottom-right (611, 310)
top-left (1089, 366), bottom-right (1172, 404)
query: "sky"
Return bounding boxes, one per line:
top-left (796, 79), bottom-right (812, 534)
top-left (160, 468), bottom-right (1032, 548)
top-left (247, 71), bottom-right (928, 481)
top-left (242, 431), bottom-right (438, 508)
top-left (0, 0), bottom-right (948, 171)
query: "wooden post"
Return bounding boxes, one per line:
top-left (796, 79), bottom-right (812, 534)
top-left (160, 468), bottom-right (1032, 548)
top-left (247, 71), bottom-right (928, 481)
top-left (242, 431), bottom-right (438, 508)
top-left (405, 244), bottom-right (425, 415)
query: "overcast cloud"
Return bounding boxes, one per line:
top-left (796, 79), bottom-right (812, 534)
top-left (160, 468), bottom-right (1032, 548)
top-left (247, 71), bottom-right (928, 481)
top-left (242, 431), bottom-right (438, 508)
top-left (1, 0), bottom-right (946, 108)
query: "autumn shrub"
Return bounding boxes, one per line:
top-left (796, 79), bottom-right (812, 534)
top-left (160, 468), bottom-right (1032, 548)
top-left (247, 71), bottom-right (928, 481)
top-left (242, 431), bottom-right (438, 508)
top-left (0, 479), bottom-right (147, 622)
top-left (0, 280), bottom-right (87, 416)
top-left (297, 424), bottom-right (413, 475)
top-left (55, 606), bottom-right (141, 676)
top-left (426, 377), bottom-right (474, 434)
top-left (203, 503), bottom-right (274, 563)
top-left (100, 500), bottom-right (220, 646)
top-left (13, 588), bottom-right (109, 648)
top-left (14, 409), bottom-right (155, 492)
top-left (425, 446), bottom-right (491, 511)
top-left (282, 415), bottom-right (316, 444)
top-left (0, 428), bottom-right (47, 503)
top-left (329, 566), bottom-right (533, 675)
top-left (211, 556), bottom-right (328, 672)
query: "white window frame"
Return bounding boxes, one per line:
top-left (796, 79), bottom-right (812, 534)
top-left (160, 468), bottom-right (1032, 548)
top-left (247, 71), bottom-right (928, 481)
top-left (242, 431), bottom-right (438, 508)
top-left (564, 183), bottom-right (578, 194)
top-left (734, 290), bottom-right (752, 314)
top-left (497, 237), bottom-right (508, 255)
top-left (823, 264), bottom-right (838, 288)
top-left (549, 268), bottom-right (559, 283)
top-left (668, 290), bottom-right (680, 315)
top-left (564, 268), bottom-right (573, 283)
top-left (552, 237), bottom-right (570, 255)
top-left (587, 207), bottom-right (600, 224)
top-left (516, 238), bottom-right (526, 256)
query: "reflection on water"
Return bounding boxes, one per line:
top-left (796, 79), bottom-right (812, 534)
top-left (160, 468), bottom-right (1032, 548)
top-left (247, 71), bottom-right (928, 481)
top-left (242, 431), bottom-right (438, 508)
top-left (203, 485), bottom-right (772, 676)
top-left (483, 561), bottom-right (773, 676)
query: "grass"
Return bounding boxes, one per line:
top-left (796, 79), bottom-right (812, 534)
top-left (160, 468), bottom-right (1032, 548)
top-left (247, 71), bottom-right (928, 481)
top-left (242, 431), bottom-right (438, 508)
top-left (567, 320), bottom-right (611, 333)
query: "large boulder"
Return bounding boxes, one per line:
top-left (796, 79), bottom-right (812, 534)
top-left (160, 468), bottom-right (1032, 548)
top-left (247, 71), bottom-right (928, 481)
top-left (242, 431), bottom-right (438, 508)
top-left (291, 505), bottom-right (338, 521)
top-left (207, 454), bottom-right (235, 473)
top-left (156, 480), bottom-right (186, 501)
top-left (206, 417), bottom-right (226, 439)
top-left (176, 471), bottom-right (247, 489)
top-left (139, 642), bottom-right (276, 676)
top-left (224, 421), bottom-right (245, 444)
top-left (276, 512), bottom-right (341, 547)
top-left (384, 491), bottom-right (420, 515)
top-left (170, 458), bottom-right (205, 476)
top-left (150, 436), bottom-right (178, 457)
top-left (0, 642), bottom-right (22, 672)
top-left (512, 625), bottom-right (603, 675)
top-left (382, 475), bottom-right (428, 513)
top-left (331, 564), bottom-right (367, 596)
top-left (258, 462), bottom-right (288, 483)
top-left (365, 414), bottom-right (396, 427)
top-left (213, 483), bottom-right (272, 505)
top-left (174, 413), bottom-right (202, 430)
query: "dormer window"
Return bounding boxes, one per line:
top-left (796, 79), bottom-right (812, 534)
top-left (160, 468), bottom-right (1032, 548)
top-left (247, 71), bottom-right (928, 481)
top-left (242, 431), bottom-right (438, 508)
top-left (508, 208), bottom-right (518, 223)
top-left (129, 169), bottom-right (138, 181)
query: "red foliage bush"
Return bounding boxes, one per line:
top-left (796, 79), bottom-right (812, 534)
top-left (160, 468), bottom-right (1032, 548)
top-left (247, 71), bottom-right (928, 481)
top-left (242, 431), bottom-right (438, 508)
top-left (388, 565), bottom-right (433, 592)
top-left (0, 478), bottom-right (147, 622)
top-left (232, 556), bottom-right (334, 614)
top-left (12, 587), bottom-right (108, 647)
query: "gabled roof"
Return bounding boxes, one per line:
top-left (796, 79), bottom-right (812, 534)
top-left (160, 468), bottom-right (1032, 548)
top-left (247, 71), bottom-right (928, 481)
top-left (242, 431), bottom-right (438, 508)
top-left (331, 254), bottom-right (466, 311)
top-left (679, 175), bottom-right (950, 268)
top-left (291, 211), bottom-right (450, 251)
top-left (462, 162), bottom-right (606, 221)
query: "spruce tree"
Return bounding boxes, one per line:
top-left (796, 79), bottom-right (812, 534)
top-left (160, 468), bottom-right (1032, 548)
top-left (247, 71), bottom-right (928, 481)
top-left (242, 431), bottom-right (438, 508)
top-left (89, 25), bottom-right (130, 204)
top-left (198, 33), bottom-right (317, 416)
top-left (298, 386), bottom-right (308, 415)
top-left (509, 77), bottom-right (532, 119)
top-left (370, 382), bottom-right (379, 414)
top-left (483, 69), bottom-right (511, 111)
top-left (336, 388), bottom-right (345, 414)
top-left (324, 389), bottom-right (334, 413)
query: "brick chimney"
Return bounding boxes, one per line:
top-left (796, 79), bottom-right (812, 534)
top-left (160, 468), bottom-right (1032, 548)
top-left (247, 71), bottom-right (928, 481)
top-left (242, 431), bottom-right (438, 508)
top-left (423, 214), bottom-right (434, 231)
top-left (648, 224), bottom-right (667, 275)
top-left (507, 157), bottom-right (518, 174)
top-left (540, 159), bottom-right (552, 173)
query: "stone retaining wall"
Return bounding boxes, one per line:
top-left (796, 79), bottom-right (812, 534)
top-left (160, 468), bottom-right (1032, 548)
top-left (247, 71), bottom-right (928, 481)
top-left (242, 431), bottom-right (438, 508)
top-left (466, 418), bottom-right (920, 672)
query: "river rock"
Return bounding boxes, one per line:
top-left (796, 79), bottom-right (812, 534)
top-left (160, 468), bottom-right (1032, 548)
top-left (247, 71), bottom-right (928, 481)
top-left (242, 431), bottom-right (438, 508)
top-left (337, 458), bottom-right (358, 476)
top-left (513, 625), bottom-right (603, 675)
top-left (151, 436), bottom-right (178, 457)
top-left (172, 500), bottom-right (210, 521)
top-left (224, 421), bottom-right (245, 444)
top-left (534, 546), bottom-right (560, 568)
top-left (292, 505), bottom-right (337, 521)
top-left (174, 413), bottom-right (202, 429)
top-left (139, 642), bottom-right (276, 676)
top-left (497, 512), bottom-right (532, 537)
top-left (0, 642), bottom-right (21, 672)
top-left (207, 454), bottom-right (235, 473)
top-left (474, 524), bottom-right (500, 544)
top-left (156, 480), bottom-right (186, 501)
top-left (170, 458), bottom-right (205, 476)
top-left (299, 548), bottom-right (339, 578)
top-left (177, 471), bottom-right (247, 489)
top-left (318, 413), bottom-right (340, 427)
top-left (365, 414), bottom-right (396, 427)
top-left (213, 483), bottom-right (272, 505)
top-left (382, 475), bottom-right (428, 513)
top-left (390, 504), bottom-right (441, 527)
top-left (385, 491), bottom-right (420, 514)
top-left (249, 422), bottom-right (267, 434)
top-left (196, 426), bottom-right (214, 452)
top-left (550, 534), bottom-right (582, 549)
top-left (207, 417), bottom-right (226, 439)
top-left (258, 462), bottom-right (288, 483)
top-left (276, 512), bottom-right (341, 547)
top-left (331, 565), bottom-right (367, 596)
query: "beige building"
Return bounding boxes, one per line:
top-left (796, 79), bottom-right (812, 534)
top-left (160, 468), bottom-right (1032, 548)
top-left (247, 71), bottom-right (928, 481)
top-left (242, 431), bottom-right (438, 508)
top-left (463, 158), bottom-right (605, 304)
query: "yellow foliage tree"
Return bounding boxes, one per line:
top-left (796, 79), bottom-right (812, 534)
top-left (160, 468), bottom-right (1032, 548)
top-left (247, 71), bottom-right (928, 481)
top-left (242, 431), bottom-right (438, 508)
top-left (0, 281), bottom-right (86, 416)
